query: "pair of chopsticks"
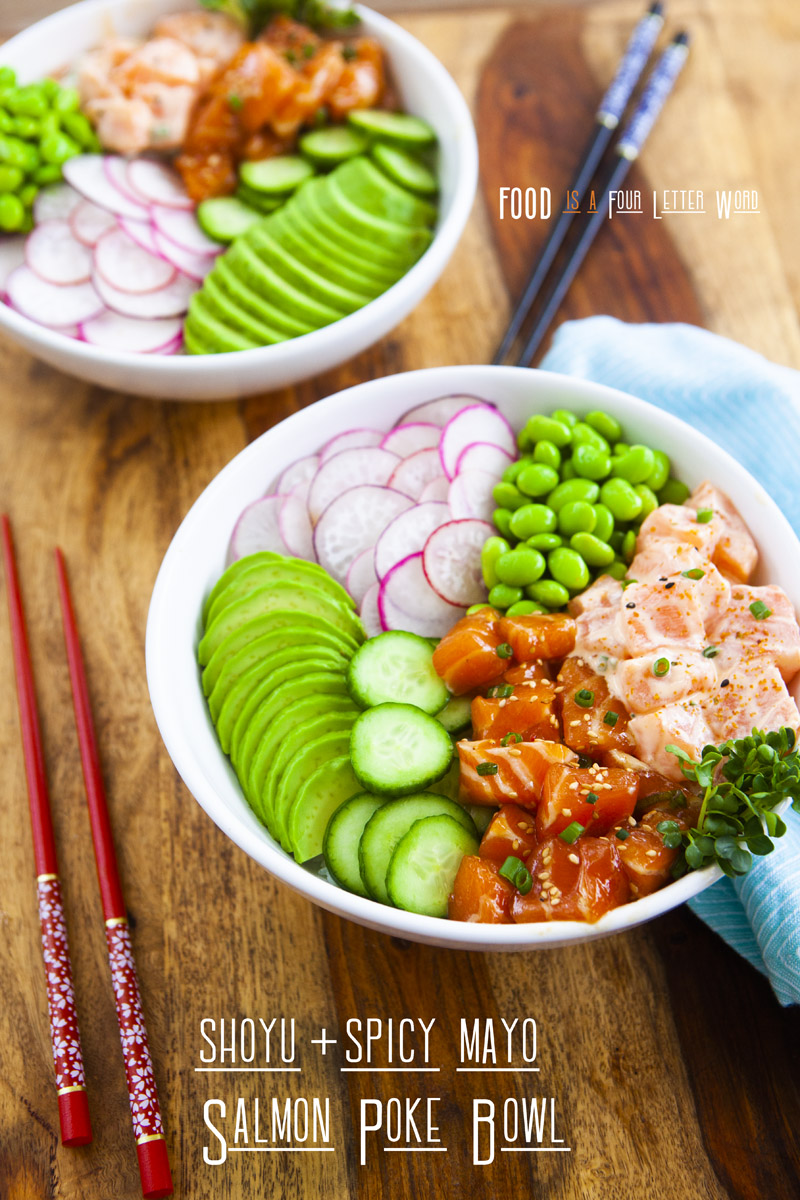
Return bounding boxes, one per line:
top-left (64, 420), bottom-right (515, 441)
top-left (1, 516), bottom-right (172, 1200)
top-left (493, 2), bottom-right (690, 366)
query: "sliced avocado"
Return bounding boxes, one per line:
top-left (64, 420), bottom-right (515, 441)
top-left (186, 293), bottom-right (261, 354)
top-left (244, 222), bottom-right (371, 314)
top-left (206, 556), bottom-right (356, 628)
top-left (333, 157), bottom-right (438, 227)
top-left (225, 238), bottom-right (342, 327)
top-left (214, 256), bottom-right (314, 338)
top-left (233, 671), bottom-right (351, 780)
top-left (289, 755), bottom-right (361, 862)
top-left (273, 732), bottom-right (354, 852)
top-left (201, 272), bottom-right (287, 346)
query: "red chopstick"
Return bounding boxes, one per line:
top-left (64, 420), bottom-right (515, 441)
top-left (1, 516), bottom-right (92, 1147)
top-left (54, 548), bottom-right (173, 1200)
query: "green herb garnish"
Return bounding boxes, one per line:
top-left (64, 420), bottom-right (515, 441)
top-left (615, 828), bottom-right (629, 841)
top-left (682, 568), bottom-right (706, 579)
top-left (500, 732), bottom-right (522, 746)
top-left (749, 600), bottom-right (772, 620)
top-left (487, 684), bottom-right (514, 699)
top-left (477, 761), bottom-right (499, 776)
top-left (696, 508), bottom-right (714, 524)
top-left (574, 689), bottom-right (594, 708)
top-left (653, 657), bottom-right (670, 677)
top-left (586, 792), bottom-right (598, 804)
top-left (200, 0), bottom-right (358, 38)
top-left (228, 93), bottom-right (243, 110)
top-left (702, 645), bottom-right (718, 659)
top-left (496, 642), bottom-right (513, 659)
top-left (498, 855), bottom-right (532, 894)
top-left (559, 821), bottom-right (584, 844)
top-left (603, 711), bottom-right (619, 727)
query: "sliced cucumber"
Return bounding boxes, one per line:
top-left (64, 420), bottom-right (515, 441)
top-left (204, 551), bottom-right (282, 621)
top-left (197, 196), bottom-right (262, 244)
top-left (323, 792), bottom-right (385, 895)
top-left (347, 109), bottom-right (436, 148)
top-left (371, 143), bottom-right (438, 197)
top-left (239, 155), bottom-right (314, 195)
top-left (387, 814), bottom-right (478, 917)
top-left (274, 730), bottom-right (353, 851)
top-left (232, 672), bottom-right (349, 775)
top-left (259, 709), bottom-right (356, 835)
top-left (466, 804), bottom-right (494, 835)
top-left (358, 793), bottom-right (476, 904)
top-left (207, 556), bottom-right (356, 627)
top-left (350, 703), bottom-right (453, 796)
top-left (300, 126), bottom-right (368, 166)
top-left (289, 755), bottom-right (360, 862)
top-left (435, 694), bottom-right (472, 734)
top-left (346, 631), bottom-right (448, 714)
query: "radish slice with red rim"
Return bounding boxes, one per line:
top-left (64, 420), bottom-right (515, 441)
top-left (448, 469), bottom-right (498, 523)
top-left (274, 453), bottom-right (319, 495)
top-left (380, 422), bottom-right (440, 457)
top-left (418, 475), bottom-right (450, 503)
top-left (455, 441), bottom-right (513, 476)
top-left (319, 427), bottom-right (384, 463)
top-left (373, 501), bottom-right (450, 581)
top-left (33, 183), bottom-right (81, 224)
top-left (127, 159), bottom-right (193, 210)
top-left (104, 156), bottom-right (147, 206)
top-left (440, 405), bottom-right (516, 480)
top-left (25, 219), bottom-right (92, 285)
top-left (423, 518), bottom-right (493, 607)
top-left (91, 266), bottom-right (196, 319)
top-left (70, 200), bottom-right (118, 247)
top-left (94, 228), bottom-right (177, 295)
top-left (79, 310), bottom-right (183, 353)
top-left (379, 553), bottom-right (465, 638)
top-left (118, 216), bottom-right (160, 255)
top-left (397, 395), bottom-right (492, 428)
top-left (229, 495), bottom-right (289, 562)
top-left (386, 447), bottom-right (441, 500)
top-left (308, 446), bottom-right (400, 524)
top-left (313, 485), bottom-right (413, 584)
top-left (279, 485), bottom-right (315, 561)
top-left (346, 548), bottom-right (378, 607)
top-left (152, 229), bottom-right (214, 282)
top-left (63, 155), bottom-right (149, 219)
top-left (360, 582), bottom-right (383, 637)
top-left (0, 237), bottom-right (26, 291)
top-left (151, 331), bottom-right (184, 355)
top-left (151, 205), bottom-right (222, 256)
top-left (6, 266), bottom-right (102, 327)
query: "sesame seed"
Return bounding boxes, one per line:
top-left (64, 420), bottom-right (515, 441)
top-left (549, 886), bottom-right (559, 897)
top-left (537, 871), bottom-right (549, 881)
top-left (568, 853), bottom-right (579, 864)
top-left (550, 897), bottom-right (561, 906)
top-left (563, 808), bottom-right (572, 817)
top-left (512, 839), bottom-right (520, 851)
top-left (646, 849), bottom-right (658, 858)
top-left (539, 893), bottom-right (548, 902)
top-left (627, 816), bottom-right (636, 826)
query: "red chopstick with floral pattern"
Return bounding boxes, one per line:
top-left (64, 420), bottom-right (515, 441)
top-left (54, 548), bottom-right (173, 1200)
top-left (1, 516), bottom-right (92, 1148)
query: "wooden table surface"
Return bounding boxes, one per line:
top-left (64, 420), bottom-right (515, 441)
top-left (2, 3), bottom-right (799, 1198)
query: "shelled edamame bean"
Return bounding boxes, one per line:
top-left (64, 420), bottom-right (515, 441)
top-left (483, 406), bottom-right (689, 612)
top-left (0, 67), bottom-right (98, 232)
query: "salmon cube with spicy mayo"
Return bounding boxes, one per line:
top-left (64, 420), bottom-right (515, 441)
top-left (701, 658), bottom-right (800, 743)
top-left (637, 503), bottom-right (720, 557)
top-left (611, 647), bottom-right (717, 714)
top-left (457, 738), bottom-right (577, 806)
top-left (618, 578), bottom-right (707, 656)
top-left (707, 584), bottom-right (800, 681)
top-left (628, 698), bottom-right (716, 782)
top-left (686, 482), bottom-right (758, 582)
top-left (431, 607), bottom-right (507, 695)
top-left (567, 574), bottom-right (627, 664)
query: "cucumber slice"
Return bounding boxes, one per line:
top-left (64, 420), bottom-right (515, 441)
top-left (324, 792), bottom-right (385, 896)
top-left (300, 126), bottom-right (368, 166)
top-left (239, 155), bottom-right (315, 195)
top-left (426, 757), bottom-right (460, 801)
top-left (358, 793), bottom-right (476, 904)
top-left (435, 694), bottom-right (472, 734)
top-left (347, 110), bottom-right (437, 148)
top-left (350, 703), bottom-right (453, 796)
top-left (346, 631), bottom-right (448, 714)
top-left (289, 755), bottom-right (361, 863)
top-left (197, 196), bottom-right (262, 243)
top-left (371, 143), bottom-right (438, 197)
top-left (466, 804), bottom-right (494, 835)
top-left (386, 814), bottom-right (478, 917)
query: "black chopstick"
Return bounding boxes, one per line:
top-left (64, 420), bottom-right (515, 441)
top-left (514, 31), bottom-right (690, 367)
top-left (492, 1), bottom-right (665, 365)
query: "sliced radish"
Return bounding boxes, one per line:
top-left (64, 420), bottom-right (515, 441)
top-left (319, 427), bottom-right (384, 463)
top-left (374, 501), bottom-right (450, 581)
top-left (418, 475), bottom-right (451, 503)
top-left (360, 583), bottom-right (382, 638)
top-left (33, 183), bottom-right (81, 224)
top-left (118, 217), bottom-right (160, 255)
top-left (95, 228), bottom-right (177, 295)
top-left (152, 229), bottom-right (214, 283)
top-left (151, 205), bottom-right (222, 256)
top-left (0, 237), bottom-right (26, 291)
top-left (6, 266), bottom-right (102, 327)
top-left (455, 441), bottom-right (513, 477)
top-left (423, 519), bottom-right (492, 607)
top-left (313, 485), bottom-right (413, 584)
top-left (380, 422), bottom-right (440, 457)
top-left (25, 220), bottom-right (92, 285)
top-left (152, 331), bottom-right (184, 355)
top-left (379, 553), bottom-right (465, 638)
top-left (70, 200), bottom-right (118, 247)
top-left (63, 155), bottom-right (149, 220)
top-left (92, 266), bottom-right (195, 319)
top-left (308, 447), bottom-right (399, 524)
top-left (279, 485), bottom-right (315, 561)
top-left (440, 406), bottom-right (516, 480)
top-left (448, 469), bottom-right (498, 523)
top-left (230, 496), bottom-right (288, 561)
top-left (387, 447), bottom-right (442, 500)
top-left (127, 159), bottom-right (193, 210)
top-left (104, 156), bottom-right (148, 206)
top-left (79, 310), bottom-right (183, 353)
top-left (274, 453), bottom-right (319, 495)
top-left (397, 395), bottom-right (491, 428)
top-left (346, 548), bottom-right (378, 607)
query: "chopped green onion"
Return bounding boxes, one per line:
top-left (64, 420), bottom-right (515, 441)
top-left (615, 828), bottom-right (630, 841)
top-left (228, 93), bottom-right (243, 110)
top-left (577, 753), bottom-right (594, 768)
top-left (702, 645), bottom-right (718, 658)
top-left (498, 855), bottom-right (532, 895)
top-left (559, 821), bottom-right (584, 844)
top-left (574, 689), bottom-right (594, 707)
top-left (500, 732), bottom-right (523, 746)
top-left (496, 642), bottom-right (513, 659)
top-left (477, 762), bottom-right (499, 776)
top-left (653, 657), bottom-right (670, 677)
top-left (696, 508), bottom-right (714, 523)
top-left (487, 684), bottom-right (514, 698)
top-left (749, 600), bottom-right (772, 620)
top-left (586, 792), bottom-right (598, 804)
top-left (682, 568), bottom-right (706, 579)
top-left (603, 711), bottom-right (619, 727)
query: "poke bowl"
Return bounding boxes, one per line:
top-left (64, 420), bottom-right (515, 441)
top-left (146, 365), bottom-right (800, 950)
top-left (0, 0), bottom-right (477, 400)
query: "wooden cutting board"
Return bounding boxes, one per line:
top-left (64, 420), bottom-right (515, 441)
top-left (1, 3), bottom-right (799, 1199)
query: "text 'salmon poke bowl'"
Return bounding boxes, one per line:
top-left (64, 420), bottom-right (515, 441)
top-left (0, 0), bottom-right (476, 400)
top-left (147, 367), bottom-right (800, 950)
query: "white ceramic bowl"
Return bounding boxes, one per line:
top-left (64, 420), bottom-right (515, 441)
top-left (146, 365), bottom-right (800, 949)
top-left (0, 0), bottom-right (477, 400)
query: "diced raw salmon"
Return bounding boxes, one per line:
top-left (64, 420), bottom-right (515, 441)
top-left (498, 613), bottom-right (576, 661)
top-left (611, 647), bottom-right (717, 714)
top-left (568, 574), bottom-right (626, 665)
top-left (707, 584), bottom-right (800, 681)
top-left (84, 96), bottom-right (154, 155)
top-left (153, 11), bottom-right (245, 66)
top-left (614, 825), bottom-right (679, 897)
top-left (471, 679), bottom-right (560, 742)
top-left (479, 804), bottom-right (539, 864)
top-left (136, 83), bottom-right (196, 149)
top-left (618, 579), bottom-right (706, 656)
top-left (628, 699), bottom-right (716, 782)
top-left (511, 837), bottom-right (629, 923)
top-left (111, 37), bottom-right (201, 89)
top-left (601, 749), bottom-right (699, 811)
top-left (432, 608), bottom-right (506, 695)
top-left (701, 658), bottom-right (800, 742)
top-left (504, 660), bottom-right (552, 685)
top-left (627, 541), bottom-right (731, 622)
top-left (638, 503), bottom-right (720, 556)
top-left (556, 657), bottom-right (633, 754)
top-left (449, 856), bottom-right (514, 923)
top-left (327, 38), bottom-right (385, 119)
top-left (687, 483), bottom-right (758, 582)
top-left (457, 739), bottom-right (577, 806)
top-left (536, 764), bottom-right (638, 839)
top-left (272, 42), bottom-right (347, 138)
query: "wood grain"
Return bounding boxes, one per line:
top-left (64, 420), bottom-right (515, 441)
top-left (1, 3), bottom-right (799, 1200)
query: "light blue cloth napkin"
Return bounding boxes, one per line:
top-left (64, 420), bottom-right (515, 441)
top-left (540, 316), bottom-right (800, 1005)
